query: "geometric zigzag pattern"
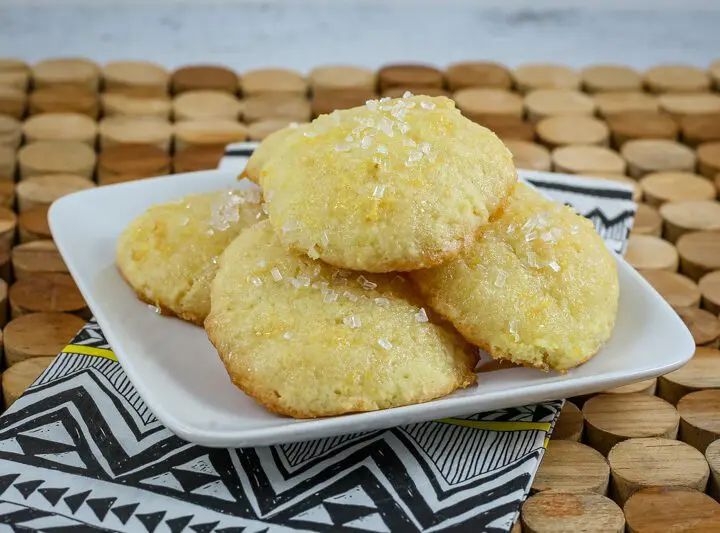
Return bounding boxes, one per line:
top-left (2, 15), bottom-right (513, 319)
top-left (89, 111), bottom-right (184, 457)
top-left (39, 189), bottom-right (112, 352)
top-left (0, 323), bottom-right (561, 531)
top-left (0, 146), bottom-right (632, 532)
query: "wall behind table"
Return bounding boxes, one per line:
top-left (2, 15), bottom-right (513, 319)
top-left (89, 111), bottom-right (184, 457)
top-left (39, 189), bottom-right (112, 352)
top-left (0, 1), bottom-right (718, 72)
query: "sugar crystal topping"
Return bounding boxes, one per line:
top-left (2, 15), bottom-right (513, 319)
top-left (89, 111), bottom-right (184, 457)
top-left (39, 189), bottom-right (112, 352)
top-left (357, 275), bottom-right (378, 290)
top-left (330, 94), bottom-right (440, 171)
top-left (378, 338), bottom-right (393, 350)
top-left (415, 308), bottom-right (429, 323)
top-left (209, 189), bottom-right (260, 231)
top-left (343, 314), bottom-right (362, 328)
top-left (508, 319), bottom-right (520, 342)
top-left (374, 297), bottom-right (390, 307)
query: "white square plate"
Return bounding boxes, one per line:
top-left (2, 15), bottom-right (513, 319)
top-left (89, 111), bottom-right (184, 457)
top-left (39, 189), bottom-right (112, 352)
top-left (49, 169), bottom-right (695, 448)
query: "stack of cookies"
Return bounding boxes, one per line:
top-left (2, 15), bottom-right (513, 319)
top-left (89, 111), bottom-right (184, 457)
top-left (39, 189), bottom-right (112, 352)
top-left (116, 94), bottom-right (619, 419)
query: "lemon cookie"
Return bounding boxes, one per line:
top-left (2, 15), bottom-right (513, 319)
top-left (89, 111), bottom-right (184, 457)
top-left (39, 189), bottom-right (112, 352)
top-left (259, 94), bottom-right (517, 272)
top-left (411, 182), bottom-right (619, 371)
top-left (116, 188), bottom-right (264, 325)
top-left (205, 220), bottom-right (478, 418)
top-left (238, 123), bottom-right (306, 183)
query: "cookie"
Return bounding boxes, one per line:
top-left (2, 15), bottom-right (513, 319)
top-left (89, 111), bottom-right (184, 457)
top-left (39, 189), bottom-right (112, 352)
top-left (411, 182), bottom-right (619, 371)
top-left (116, 188), bottom-right (264, 325)
top-left (238, 123), bottom-right (306, 183)
top-left (259, 94), bottom-right (517, 272)
top-left (205, 220), bottom-right (478, 418)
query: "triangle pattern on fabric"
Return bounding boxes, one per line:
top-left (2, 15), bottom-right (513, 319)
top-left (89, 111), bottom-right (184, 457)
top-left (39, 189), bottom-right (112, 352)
top-left (165, 515), bottom-right (193, 533)
top-left (344, 512), bottom-right (392, 533)
top-left (174, 455), bottom-right (220, 477)
top-left (324, 486), bottom-right (377, 509)
top-left (63, 490), bottom-right (91, 513)
top-left (18, 420), bottom-right (75, 446)
top-left (13, 479), bottom-right (43, 499)
top-left (0, 437), bottom-right (24, 455)
top-left (290, 503), bottom-right (333, 525)
top-left (135, 511), bottom-right (167, 533)
top-left (190, 479), bottom-right (236, 502)
top-left (171, 469), bottom-right (219, 493)
top-left (0, 474), bottom-right (20, 497)
top-left (111, 503), bottom-right (140, 525)
top-left (38, 487), bottom-right (69, 506)
top-left (86, 497), bottom-right (117, 520)
top-left (140, 472), bottom-right (185, 492)
top-left (17, 434), bottom-right (74, 456)
top-left (189, 521), bottom-right (220, 533)
top-left (36, 451), bottom-right (86, 469)
top-left (324, 501), bottom-right (377, 526)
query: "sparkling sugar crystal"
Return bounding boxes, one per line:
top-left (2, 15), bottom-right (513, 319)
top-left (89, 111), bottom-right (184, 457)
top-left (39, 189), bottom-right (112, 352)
top-left (343, 291), bottom-right (358, 302)
top-left (209, 192), bottom-right (245, 231)
top-left (415, 308), bottom-right (429, 323)
top-left (508, 319), bottom-right (520, 342)
top-left (360, 136), bottom-right (372, 149)
top-left (374, 297), bottom-right (390, 307)
top-left (406, 150), bottom-right (423, 165)
top-left (372, 184), bottom-right (386, 198)
top-left (148, 304), bottom-right (161, 314)
top-left (271, 268), bottom-right (283, 281)
top-left (526, 251), bottom-right (539, 269)
top-left (376, 144), bottom-right (388, 154)
top-left (250, 276), bottom-right (263, 287)
top-left (365, 100), bottom-right (378, 112)
top-left (323, 290), bottom-right (338, 303)
top-left (403, 91), bottom-right (414, 98)
top-left (296, 274), bottom-right (311, 287)
top-left (378, 117), bottom-right (394, 137)
top-left (403, 138), bottom-right (417, 147)
top-left (320, 232), bottom-right (330, 247)
top-left (494, 270), bottom-right (508, 288)
top-left (307, 245), bottom-right (321, 259)
top-left (548, 259), bottom-right (561, 272)
top-left (541, 228), bottom-right (563, 244)
top-left (420, 100), bottom-right (436, 110)
top-left (283, 332), bottom-right (293, 340)
top-left (282, 220), bottom-right (298, 234)
top-left (357, 275), bottom-right (378, 290)
top-left (378, 338), bottom-right (393, 350)
top-left (343, 314), bottom-right (362, 329)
